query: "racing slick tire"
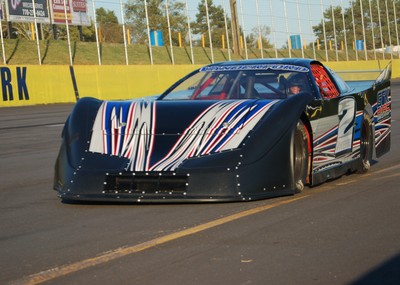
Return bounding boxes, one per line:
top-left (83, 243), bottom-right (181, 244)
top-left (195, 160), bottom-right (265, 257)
top-left (293, 120), bottom-right (309, 193)
top-left (358, 119), bottom-right (373, 174)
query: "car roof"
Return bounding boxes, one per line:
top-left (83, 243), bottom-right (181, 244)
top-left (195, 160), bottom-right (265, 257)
top-left (205, 58), bottom-right (320, 69)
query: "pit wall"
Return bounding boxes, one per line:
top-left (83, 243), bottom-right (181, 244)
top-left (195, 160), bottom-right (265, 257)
top-left (0, 59), bottom-right (398, 107)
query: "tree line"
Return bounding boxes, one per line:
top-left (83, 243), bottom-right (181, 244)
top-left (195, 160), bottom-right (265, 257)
top-left (2, 0), bottom-right (399, 51)
top-left (1, 0), bottom-right (272, 49)
top-left (313, 0), bottom-right (400, 50)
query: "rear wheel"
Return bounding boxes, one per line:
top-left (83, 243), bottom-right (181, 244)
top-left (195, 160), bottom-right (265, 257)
top-left (293, 120), bottom-right (310, 193)
top-left (359, 120), bottom-right (373, 173)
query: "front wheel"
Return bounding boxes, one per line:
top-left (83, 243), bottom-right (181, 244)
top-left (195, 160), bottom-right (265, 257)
top-left (293, 120), bottom-right (310, 193)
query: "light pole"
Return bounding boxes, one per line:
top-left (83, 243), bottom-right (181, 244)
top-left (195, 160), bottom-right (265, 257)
top-left (229, 0), bottom-right (240, 55)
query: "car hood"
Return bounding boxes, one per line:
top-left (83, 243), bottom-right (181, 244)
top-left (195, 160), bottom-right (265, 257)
top-left (88, 99), bottom-right (278, 172)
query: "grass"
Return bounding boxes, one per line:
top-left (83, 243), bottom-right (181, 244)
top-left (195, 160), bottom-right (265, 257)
top-left (1, 38), bottom-right (393, 65)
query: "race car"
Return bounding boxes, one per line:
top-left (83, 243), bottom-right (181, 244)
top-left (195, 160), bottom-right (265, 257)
top-left (54, 58), bottom-right (391, 202)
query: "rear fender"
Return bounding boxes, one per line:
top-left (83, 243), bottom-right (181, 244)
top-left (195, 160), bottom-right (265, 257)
top-left (371, 63), bottom-right (391, 158)
top-left (375, 61), bottom-right (391, 84)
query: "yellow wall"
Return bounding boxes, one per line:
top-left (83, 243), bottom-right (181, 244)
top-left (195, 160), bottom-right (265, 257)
top-left (73, 65), bottom-right (202, 101)
top-left (0, 66), bottom-right (75, 107)
top-left (0, 65), bottom-right (202, 107)
top-left (0, 59), bottom-right (398, 108)
top-left (323, 59), bottom-right (395, 81)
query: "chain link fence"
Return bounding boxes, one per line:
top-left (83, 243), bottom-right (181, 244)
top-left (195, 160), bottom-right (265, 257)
top-left (0, 0), bottom-right (399, 65)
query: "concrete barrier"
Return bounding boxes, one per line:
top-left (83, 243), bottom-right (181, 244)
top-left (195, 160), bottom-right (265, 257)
top-left (0, 59), bottom-right (398, 107)
top-left (73, 65), bottom-right (203, 101)
top-left (324, 59), bottom-right (395, 81)
top-left (0, 65), bottom-right (202, 107)
top-left (0, 66), bottom-right (75, 107)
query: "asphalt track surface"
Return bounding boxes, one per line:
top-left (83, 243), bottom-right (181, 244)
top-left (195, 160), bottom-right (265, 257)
top-left (1, 80), bottom-right (399, 285)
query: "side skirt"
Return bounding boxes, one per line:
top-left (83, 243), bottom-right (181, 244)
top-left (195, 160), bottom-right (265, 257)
top-left (311, 159), bottom-right (360, 186)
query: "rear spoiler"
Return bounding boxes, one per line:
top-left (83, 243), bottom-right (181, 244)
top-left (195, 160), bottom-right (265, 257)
top-left (375, 61), bottom-right (392, 84)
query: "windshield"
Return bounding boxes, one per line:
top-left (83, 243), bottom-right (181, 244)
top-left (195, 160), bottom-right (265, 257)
top-left (160, 65), bottom-right (312, 100)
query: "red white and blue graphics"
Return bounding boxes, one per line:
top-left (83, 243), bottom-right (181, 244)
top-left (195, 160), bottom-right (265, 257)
top-left (53, 59), bottom-right (393, 203)
top-left (374, 87), bottom-right (391, 151)
top-left (311, 98), bottom-right (363, 172)
top-left (310, 87), bottom-right (391, 173)
top-left (89, 99), bottom-right (277, 172)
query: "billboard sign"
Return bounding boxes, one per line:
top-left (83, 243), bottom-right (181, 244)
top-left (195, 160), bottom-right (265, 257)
top-left (50, 0), bottom-right (90, 26)
top-left (5, 0), bottom-right (50, 23)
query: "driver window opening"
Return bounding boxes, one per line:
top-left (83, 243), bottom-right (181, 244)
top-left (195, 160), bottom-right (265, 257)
top-left (311, 64), bottom-right (340, 99)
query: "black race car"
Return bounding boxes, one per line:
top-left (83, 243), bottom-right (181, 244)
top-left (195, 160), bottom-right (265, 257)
top-left (54, 59), bottom-right (391, 202)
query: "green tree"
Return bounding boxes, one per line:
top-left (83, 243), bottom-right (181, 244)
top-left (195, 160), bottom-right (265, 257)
top-left (313, 6), bottom-right (344, 49)
top-left (313, 0), bottom-right (400, 50)
top-left (80, 24), bottom-right (97, 42)
top-left (1, 22), bottom-right (54, 40)
top-left (124, 0), bottom-right (186, 45)
top-left (95, 8), bottom-right (123, 43)
top-left (246, 26), bottom-right (272, 49)
top-left (191, 0), bottom-right (228, 48)
top-left (54, 25), bottom-right (94, 42)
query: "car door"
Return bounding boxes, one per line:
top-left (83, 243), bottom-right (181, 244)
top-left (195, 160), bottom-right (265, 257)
top-left (308, 63), bottom-right (361, 174)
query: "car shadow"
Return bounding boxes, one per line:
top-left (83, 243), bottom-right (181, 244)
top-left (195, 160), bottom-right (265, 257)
top-left (349, 254), bottom-right (400, 285)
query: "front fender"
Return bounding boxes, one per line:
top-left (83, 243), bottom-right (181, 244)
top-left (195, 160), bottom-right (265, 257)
top-left (240, 92), bottom-right (313, 164)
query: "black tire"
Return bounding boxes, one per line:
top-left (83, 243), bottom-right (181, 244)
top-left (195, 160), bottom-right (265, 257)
top-left (293, 120), bottom-right (309, 193)
top-left (358, 120), bottom-right (373, 173)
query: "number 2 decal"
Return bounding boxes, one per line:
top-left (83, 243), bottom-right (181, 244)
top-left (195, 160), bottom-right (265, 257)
top-left (335, 97), bottom-right (356, 156)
